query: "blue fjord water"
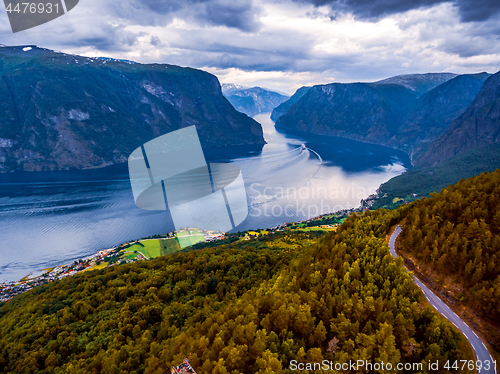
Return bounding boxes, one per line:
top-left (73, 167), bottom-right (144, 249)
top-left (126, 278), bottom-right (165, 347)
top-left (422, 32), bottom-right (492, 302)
top-left (0, 114), bottom-right (411, 282)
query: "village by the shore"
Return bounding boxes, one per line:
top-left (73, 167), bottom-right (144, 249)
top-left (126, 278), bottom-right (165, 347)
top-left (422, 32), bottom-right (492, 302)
top-left (0, 228), bottom-right (225, 303)
top-left (0, 206), bottom-right (355, 303)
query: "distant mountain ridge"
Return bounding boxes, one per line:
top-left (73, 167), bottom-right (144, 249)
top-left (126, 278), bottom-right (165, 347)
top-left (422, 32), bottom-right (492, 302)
top-left (271, 86), bottom-right (311, 122)
top-left (387, 73), bottom-right (490, 156)
top-left (374, 73), bottom-right (459, 95)
top-left (95, 57), bottom-right (137, 65)
top-left (274, 72), bottom-right (494, 165)
top-left (222, 84), bottom-right (289, 117)
top-left (0, 46), bottom-right (265, 172)
top-left (221, 83), bottom-right (247, 95)
top-left (416, 71), bottom-right (500, 166)
top-left (271, 74), bottom-right (459, 124)
top-left (276, 82), bottom-right (410, 144)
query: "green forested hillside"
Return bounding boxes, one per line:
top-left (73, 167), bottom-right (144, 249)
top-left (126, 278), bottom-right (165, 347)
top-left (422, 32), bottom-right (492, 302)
top-left (374, 143), bottom-right (500, 209)
top-left (398, 169), bottom-right (500, 327)
top-left (0, 212), bottom-right (472, 373)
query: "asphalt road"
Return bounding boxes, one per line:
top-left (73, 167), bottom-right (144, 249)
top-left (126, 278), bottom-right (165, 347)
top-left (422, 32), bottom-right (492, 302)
top-left (389, 226), bottom-right (496, 374)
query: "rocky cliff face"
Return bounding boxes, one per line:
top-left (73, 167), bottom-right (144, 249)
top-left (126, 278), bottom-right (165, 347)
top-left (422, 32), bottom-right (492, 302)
top-left (275, 82), bottom-right (417, 144)
top-left (387, 73), bottom-right (490, 155)
top-left (275, 73), bottom-right (494, 164)
top-left (416, 71), bottom-right (500, 166)
top-left (270, 86), bottom-right (310, 122)
top-left (0, 46), bottom-right (265, 172)
top-left (222, 84), bottom-right (289, 117)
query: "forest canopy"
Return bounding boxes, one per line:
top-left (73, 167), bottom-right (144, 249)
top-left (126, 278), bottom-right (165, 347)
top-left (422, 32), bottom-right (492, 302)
top-left (398, 169), bottom-right (500, 343)
top-left (0, 177), bottom-right (488, 372)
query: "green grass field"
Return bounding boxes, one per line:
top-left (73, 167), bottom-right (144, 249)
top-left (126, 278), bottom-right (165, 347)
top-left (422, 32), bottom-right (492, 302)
top-left (160, 238), bottom-right (182, 256)
top-left (120, 238), bottom-right (185, 259)
top-left (122, 252), bottom-right (140, 260)
top-left (125, 240), bottom-right (161, 259)
top-left (176, 234), bottom-right (205, 248)
top-left (118, 232), bottom-right (207, 259)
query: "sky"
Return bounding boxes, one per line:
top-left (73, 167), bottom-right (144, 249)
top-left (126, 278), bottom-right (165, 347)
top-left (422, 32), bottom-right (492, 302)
top-left (1, 0), bottom-right (500, 94)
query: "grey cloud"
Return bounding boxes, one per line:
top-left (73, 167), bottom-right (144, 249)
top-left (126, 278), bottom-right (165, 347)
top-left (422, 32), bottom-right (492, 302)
top-left (436, 23), bottom-right (500, 57)
top-left (56, 23), bottom-right (145, 52)
top-left (455, 0), bottom-right (500, 22)
top-left (164, 36), bottom-right (365, 74)
top-left (163, 29), bottom-right (317, 71)
top-left (142, 0), bottom-right (190, 14)
top-left (2, 0), bottom-right (498, 91)
top-left (295, 0), bottom-right (500, 23)
top-left (295, 0), bottom-right (444, 19)
top-left (200, 0), bottom-right (262, 31)
top-left (166, 48), bottom-right (307, 72)
top-left (111, 0), bottom-right (262, 32)
top-left (150, 36), bottom-right (162, 46)
top-left (441, 39), bottom-right (495, 57)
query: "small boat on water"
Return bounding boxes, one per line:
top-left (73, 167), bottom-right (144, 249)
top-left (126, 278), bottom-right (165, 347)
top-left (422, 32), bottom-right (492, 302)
top-left (301, 144), bottom-right (306, 150)
top-left (171, 359), bottom-right (197, 374)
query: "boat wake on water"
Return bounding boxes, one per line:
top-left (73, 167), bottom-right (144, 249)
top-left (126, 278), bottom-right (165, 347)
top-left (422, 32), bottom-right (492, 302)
top-left (234, 144), bottom-right (323, 207)
top-left (0, 113), bottom-right (410, 282)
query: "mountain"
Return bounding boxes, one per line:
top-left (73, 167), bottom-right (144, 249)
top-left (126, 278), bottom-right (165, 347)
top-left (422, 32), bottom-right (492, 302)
top-left (222, 84), bottom-right (289, 117)
top-left (397, 169), bottom-right (500, 346)
top-left (0, 208), bottom-right (473, 372)
top-left (374, 72), bottom-right (458, 96)
top-left (275, 73), bottom-right (492, 161)
top-left (220, 83), bottom-right (247, 95)
top-left (0, 46), bottom-right (265, 172)
top-left (387, 73), bottom-right (490, 156)
top-left (270, 86), bottom-right (310, 121)
top-left (416, 71), bottom-right (500, 166)
top-left (374, 142), bottom-right (500, 209)
top-left (275, 81), bottom-right (418, 144)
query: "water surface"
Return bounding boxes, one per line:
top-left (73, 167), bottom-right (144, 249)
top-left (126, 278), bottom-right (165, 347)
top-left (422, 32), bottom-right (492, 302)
top-left (0, 113), bottom-right (411, 282)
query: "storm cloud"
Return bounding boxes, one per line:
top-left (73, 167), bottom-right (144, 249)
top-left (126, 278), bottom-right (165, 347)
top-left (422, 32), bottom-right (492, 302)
top-left (295, 0), bottom-right (500, 22)
top-left (0, 0), bottom-right (499, 93)
top-left (110, 0), bottom-right (262, 31)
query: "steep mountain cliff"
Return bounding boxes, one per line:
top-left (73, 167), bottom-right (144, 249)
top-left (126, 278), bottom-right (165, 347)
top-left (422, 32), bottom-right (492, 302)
top-left (275, 73), bottom-right (493, 163)
top-left (0, 46), bottom-right (265, 172)
top-left (416, 71), bottom-right (500, 166)
top-left (275, 82), bottom-right (417, 144)
top-left (387, 73), bottom-right (490, 155)
top-left (222, 84), bottom-right (289, 117)
top-left (270, 86), bottom-right (310, 121)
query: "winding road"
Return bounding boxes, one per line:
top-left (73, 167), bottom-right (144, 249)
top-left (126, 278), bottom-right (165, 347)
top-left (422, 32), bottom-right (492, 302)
top-left (389, 226), bottom-right (496, 374)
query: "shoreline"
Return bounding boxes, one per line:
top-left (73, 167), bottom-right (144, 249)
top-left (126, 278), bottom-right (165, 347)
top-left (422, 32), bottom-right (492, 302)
top-left (0, 208), bottom-right (353, 303)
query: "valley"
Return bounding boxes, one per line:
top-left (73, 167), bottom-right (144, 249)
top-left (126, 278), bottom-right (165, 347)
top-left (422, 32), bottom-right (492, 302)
top-left (1, 43), bottom-right (500, 374)
top-left (1, 184), bottom-right (488, 372)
